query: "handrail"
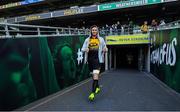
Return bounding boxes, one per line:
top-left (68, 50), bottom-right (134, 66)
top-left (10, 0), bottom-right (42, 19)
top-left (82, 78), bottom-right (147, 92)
top-left (0, 20), bottom-right (180, 38)
top-left (0, 22), bottom-right (90, 38)
top-left (100, 20), bottom-right (180, 36)
top-left (0, 22), bottom-right (81, 30)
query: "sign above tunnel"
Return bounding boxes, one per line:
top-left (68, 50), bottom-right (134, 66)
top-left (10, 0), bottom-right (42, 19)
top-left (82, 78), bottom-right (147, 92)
top-left (106, 34), bottom-right (150, 45)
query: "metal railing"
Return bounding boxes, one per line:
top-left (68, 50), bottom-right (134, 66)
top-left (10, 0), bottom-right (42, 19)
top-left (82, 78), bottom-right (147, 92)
top-left (0, 22), bottom-right (90, 38)
top-left (0, 20), bottom-right (180, 38)
top-left (100, 20), bottom-right (180, 36)
top-left (156, 20), bottom-right (180, 30)
top-left (99, 27), bottom-right (142, 36)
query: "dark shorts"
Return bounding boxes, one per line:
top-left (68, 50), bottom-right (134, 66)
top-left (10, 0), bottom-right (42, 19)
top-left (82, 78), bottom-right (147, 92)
top-left (88, 58), bottom-right (101, 72)
top-left (88, 50), bottom-right (101, 72)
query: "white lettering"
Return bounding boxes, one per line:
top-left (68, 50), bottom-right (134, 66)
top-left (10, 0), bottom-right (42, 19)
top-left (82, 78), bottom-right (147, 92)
top-left (150, 38), bottom-right (177, 66)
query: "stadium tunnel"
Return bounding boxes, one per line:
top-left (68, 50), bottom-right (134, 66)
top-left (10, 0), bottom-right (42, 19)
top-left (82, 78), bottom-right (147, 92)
top-left (106, 44), bottom-right (150, 71)
top-left (10, 0), bottom-right (178, 73)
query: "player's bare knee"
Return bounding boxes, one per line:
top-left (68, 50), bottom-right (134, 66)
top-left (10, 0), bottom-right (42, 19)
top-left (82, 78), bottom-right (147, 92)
top-left (92, 70), bottom-right (100, 79)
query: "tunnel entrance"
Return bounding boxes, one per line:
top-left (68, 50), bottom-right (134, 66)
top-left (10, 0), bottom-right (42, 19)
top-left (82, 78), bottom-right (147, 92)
top-left (116, 46), bottom-right (138, 69)
top-left (108, 45), bottom-right (149, 71)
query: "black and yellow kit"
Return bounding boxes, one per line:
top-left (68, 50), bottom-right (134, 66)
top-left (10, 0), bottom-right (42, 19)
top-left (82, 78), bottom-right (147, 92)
top-left (89, 37), bottom-right (100, 50)
top-left (88, 37), bottom-right (101, 71)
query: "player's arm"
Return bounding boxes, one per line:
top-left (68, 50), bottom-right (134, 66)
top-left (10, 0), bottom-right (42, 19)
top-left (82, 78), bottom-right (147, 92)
top-left (102, 38), bottom-right (108, 53)
top-left (81, 39), bottom-right (89, 52)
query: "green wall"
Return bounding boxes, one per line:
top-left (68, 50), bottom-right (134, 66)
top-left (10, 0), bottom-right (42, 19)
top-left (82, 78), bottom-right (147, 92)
top-left (0, 35), bottom-right (90, 110)
top-left (150, 28), bottom-right (180, 93)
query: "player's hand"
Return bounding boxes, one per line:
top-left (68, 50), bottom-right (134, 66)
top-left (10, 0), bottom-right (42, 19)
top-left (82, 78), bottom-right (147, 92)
top-left (103, 47), bottom-right (108, 53)
top-left (84, 48), bottom-right (89, 53)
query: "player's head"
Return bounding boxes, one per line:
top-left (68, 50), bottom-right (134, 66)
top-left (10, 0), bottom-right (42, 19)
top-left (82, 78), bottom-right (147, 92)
top-left (144, 21), bottom-right (148, 25)
top-left (90, 25), bottom-right (98, 37)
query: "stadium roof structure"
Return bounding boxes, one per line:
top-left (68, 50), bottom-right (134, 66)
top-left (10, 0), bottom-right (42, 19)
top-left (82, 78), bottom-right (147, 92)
top-left (0, 0), bottom-right (22, 5)
top-left (1, 0), bottom-right (178, 19)
top-left (2, 0), bottom-right (179, 25)
top-left (0, 0), bottom-right (179, 29)
top-left (0, 0), bottom-right (101, 18)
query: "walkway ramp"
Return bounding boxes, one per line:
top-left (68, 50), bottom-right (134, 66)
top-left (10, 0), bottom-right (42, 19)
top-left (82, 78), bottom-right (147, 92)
top-left (19, 70), bottom-right (180, 111)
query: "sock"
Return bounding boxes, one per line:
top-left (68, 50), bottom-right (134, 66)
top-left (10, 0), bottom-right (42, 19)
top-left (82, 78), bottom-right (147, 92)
top-left (96, 80), bottom-right (99, 88)
top-left (92, 80), bottom-right (98, 93)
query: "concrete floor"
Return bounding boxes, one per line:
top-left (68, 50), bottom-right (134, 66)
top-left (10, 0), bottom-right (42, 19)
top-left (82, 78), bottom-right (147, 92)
top-left (19, 70), bottom-right (180, 111)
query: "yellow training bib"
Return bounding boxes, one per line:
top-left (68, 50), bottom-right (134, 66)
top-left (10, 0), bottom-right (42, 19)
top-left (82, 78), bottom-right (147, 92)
top-left (89, 37), bottom-right (100, 50)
